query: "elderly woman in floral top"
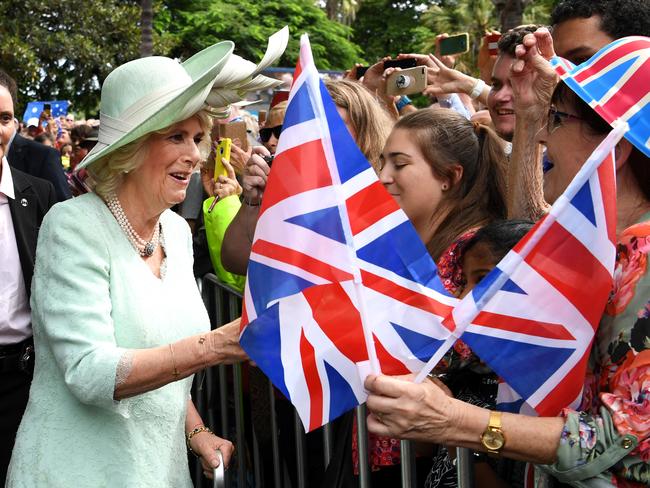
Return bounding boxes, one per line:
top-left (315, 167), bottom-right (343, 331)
top-left (363, 33), bottom-right (650, 487)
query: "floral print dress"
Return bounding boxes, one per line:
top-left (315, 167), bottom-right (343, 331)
top-left (541, 214), bottom-right (650, 487)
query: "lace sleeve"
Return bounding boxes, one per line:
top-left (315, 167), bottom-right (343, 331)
top-left (115, 350), bottom-right (135, 390)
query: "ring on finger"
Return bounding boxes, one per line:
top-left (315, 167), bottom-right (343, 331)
top-left (376, 412), bottom-right (384, 424)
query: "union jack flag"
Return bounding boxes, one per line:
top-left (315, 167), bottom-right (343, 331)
top-left (550, 36), bottom-right (650, 157)
top-left (428, 124), bottom-right (626, 416)
top-left (239, 35), bottom-right (457, 431)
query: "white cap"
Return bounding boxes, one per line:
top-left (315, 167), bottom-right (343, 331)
top-left (27, 117), bottom-right (39, 128)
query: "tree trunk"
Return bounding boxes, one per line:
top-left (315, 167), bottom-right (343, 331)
top-left (326, 0), bottom-right (339, 20)
top-left (140, 0), bottom-right (153, 58)
top-left (492, 0), bottom-right (530, 32)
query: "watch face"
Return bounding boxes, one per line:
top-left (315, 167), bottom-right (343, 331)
top-left (482, 429), bottom-right (505, 450)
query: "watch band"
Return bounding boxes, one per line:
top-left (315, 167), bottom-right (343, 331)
top-left (480, 410), bottom-right (506, 455)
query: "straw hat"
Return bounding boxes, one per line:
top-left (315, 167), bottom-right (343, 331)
top-left (78, 26), bottom-right (289, 169)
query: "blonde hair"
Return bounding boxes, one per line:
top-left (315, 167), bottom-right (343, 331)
top-left (89, 109), bottom-right (213, 199)
top-left (324, 80), bottom-right (393, 170)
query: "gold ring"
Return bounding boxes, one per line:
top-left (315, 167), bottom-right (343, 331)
top-left (376, 412), bottom-right (384, 424)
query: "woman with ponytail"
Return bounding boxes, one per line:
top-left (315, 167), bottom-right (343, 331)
top-left (369, 108), bottom-right (510, 486)
top-left (379, 107), bottom-right (508, 262)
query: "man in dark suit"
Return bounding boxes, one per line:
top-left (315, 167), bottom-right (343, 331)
top-left (4, 73), bottom-right (70, 202)
top-left (8, 128), bottom-right (71, 202)
top-left (0, 70), bottom-right (56, 483)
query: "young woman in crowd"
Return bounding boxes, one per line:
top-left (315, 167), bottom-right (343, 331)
top-left (379, 108), bottom-right (507, 262)
top-left (259, 100), bottom-right (287, 155)
top-left (368, 107), bottom-right (508, 485)
top-left (364, 34), bottom-right (650, 488)
top-left (4, 35), bottom-right (288, 486)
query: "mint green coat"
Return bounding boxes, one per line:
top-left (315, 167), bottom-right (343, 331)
top-left (7, 193), bottom-right (209, 487)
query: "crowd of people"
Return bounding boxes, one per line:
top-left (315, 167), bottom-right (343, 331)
top-left (1, 0), bottom-right (649, 487)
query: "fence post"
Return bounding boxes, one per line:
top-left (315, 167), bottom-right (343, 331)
top-left (294, 411), bottom-right (308, 488)
top-left (456, 447), bottom-right (474, 488)
top-left (400, 440), bottom-right (416, 487)
top-left (269, 380), bottom-right (283, 488)
top-left (356, 404), bottom-right (371, 488)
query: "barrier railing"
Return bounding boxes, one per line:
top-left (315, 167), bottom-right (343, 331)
top-left (192, 274), bottom-right (473, 488)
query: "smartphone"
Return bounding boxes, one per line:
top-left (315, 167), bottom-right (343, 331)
top-left (383, 58), bottom-right (417, 70)
top-left (439, 33), bottom-right (470, 56)
top-left (355, 66), bottom-right (369, 79)
top-left (43, 103), bottom-right (51, 117)
top-left (214, 138), bottom-right (231, 179)
top-left (486, 33), bottom-right (502, 56)
top-left (219, 121), bottom-right (249, 152)
top-left (386, 66), bottom-right (427, 96)
top-left (258, 110), bottom-right (267, 127)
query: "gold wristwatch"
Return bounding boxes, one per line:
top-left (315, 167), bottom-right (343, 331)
top-left (480, 411), bottom-right (506, 455)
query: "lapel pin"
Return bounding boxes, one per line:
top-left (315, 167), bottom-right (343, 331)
top-left (21, 198), bottom-right (28, 207)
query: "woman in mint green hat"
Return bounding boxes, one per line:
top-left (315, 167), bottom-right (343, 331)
top-left (6, 28), bottom-right (288, 487)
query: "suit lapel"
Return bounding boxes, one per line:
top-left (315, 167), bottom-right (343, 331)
top-left (8, 171), bottom-right (39, 297)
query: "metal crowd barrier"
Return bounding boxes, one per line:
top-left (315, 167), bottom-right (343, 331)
top-left (192, 274), bottom-right (474, 488)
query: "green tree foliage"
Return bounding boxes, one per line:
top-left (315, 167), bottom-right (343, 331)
top-left (420, 0), bottom-right (555, 75)
top-left (351, 0), bottom-right (439, 63)
top-left (0, 0), bottom-right (173, 116)
top-left (159, 0), bottom-right (362, 70)
top-left (422, 0), bottom-right (498, 74)
top-left (0, 0), bottom-right (361, 116)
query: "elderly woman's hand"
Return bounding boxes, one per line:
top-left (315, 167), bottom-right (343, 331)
top-left (510, 27), bottom-right (559, 121)
top-left (365, 373), bottom-right (457, 444)
top-left (242, 146), bottom-right (272, 205)
top-left (190, 430), bottom-right (234, 479)
top-left (209, 318), bottom-right (249, 365)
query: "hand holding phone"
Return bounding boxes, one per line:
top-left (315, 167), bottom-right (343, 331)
top-left (355, 66), bottom-right (369, 79)
top-left (218, 121), bottom-right (249, 152)
top-left (385, 66), bottom-right (427, 96)
top-left (438, 33), bottom-right (470, 57)
top-left (383, 58), bottom-right (417, 70)
top-left (214, 138), bottom-right (232, 180)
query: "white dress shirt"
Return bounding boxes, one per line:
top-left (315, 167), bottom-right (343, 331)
top-left (0, 156), bottom-right (32, 344)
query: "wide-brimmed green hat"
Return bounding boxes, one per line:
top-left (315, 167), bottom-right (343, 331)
top-left (78, 27), bottom-right (289, 169)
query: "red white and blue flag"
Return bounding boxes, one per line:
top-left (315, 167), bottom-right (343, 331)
top-left (422, 124), bottom-right (625, 416)
top-left (239, 35), bottom-right (457, 431)
top-left (550, 36), bottom-right (650, 158)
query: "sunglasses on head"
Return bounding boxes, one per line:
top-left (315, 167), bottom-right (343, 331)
top-left (259, 125), bottom-right (282, 143)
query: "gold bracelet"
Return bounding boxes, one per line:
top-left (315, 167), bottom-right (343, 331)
top-left (186, 425), bottom-right (213, 456)
top-left (169, 343), bottom-right (180, 378)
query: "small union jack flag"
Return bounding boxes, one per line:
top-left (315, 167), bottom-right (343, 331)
top-left (550, 36), bottom-right (650, 157)
top-left (428, 124), bottom-right (625, 416)
top-left (239, 35), bottom-right (457, 431)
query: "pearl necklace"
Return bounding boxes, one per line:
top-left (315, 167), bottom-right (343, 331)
top-left (105, 194), bottom-right (161, 257)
